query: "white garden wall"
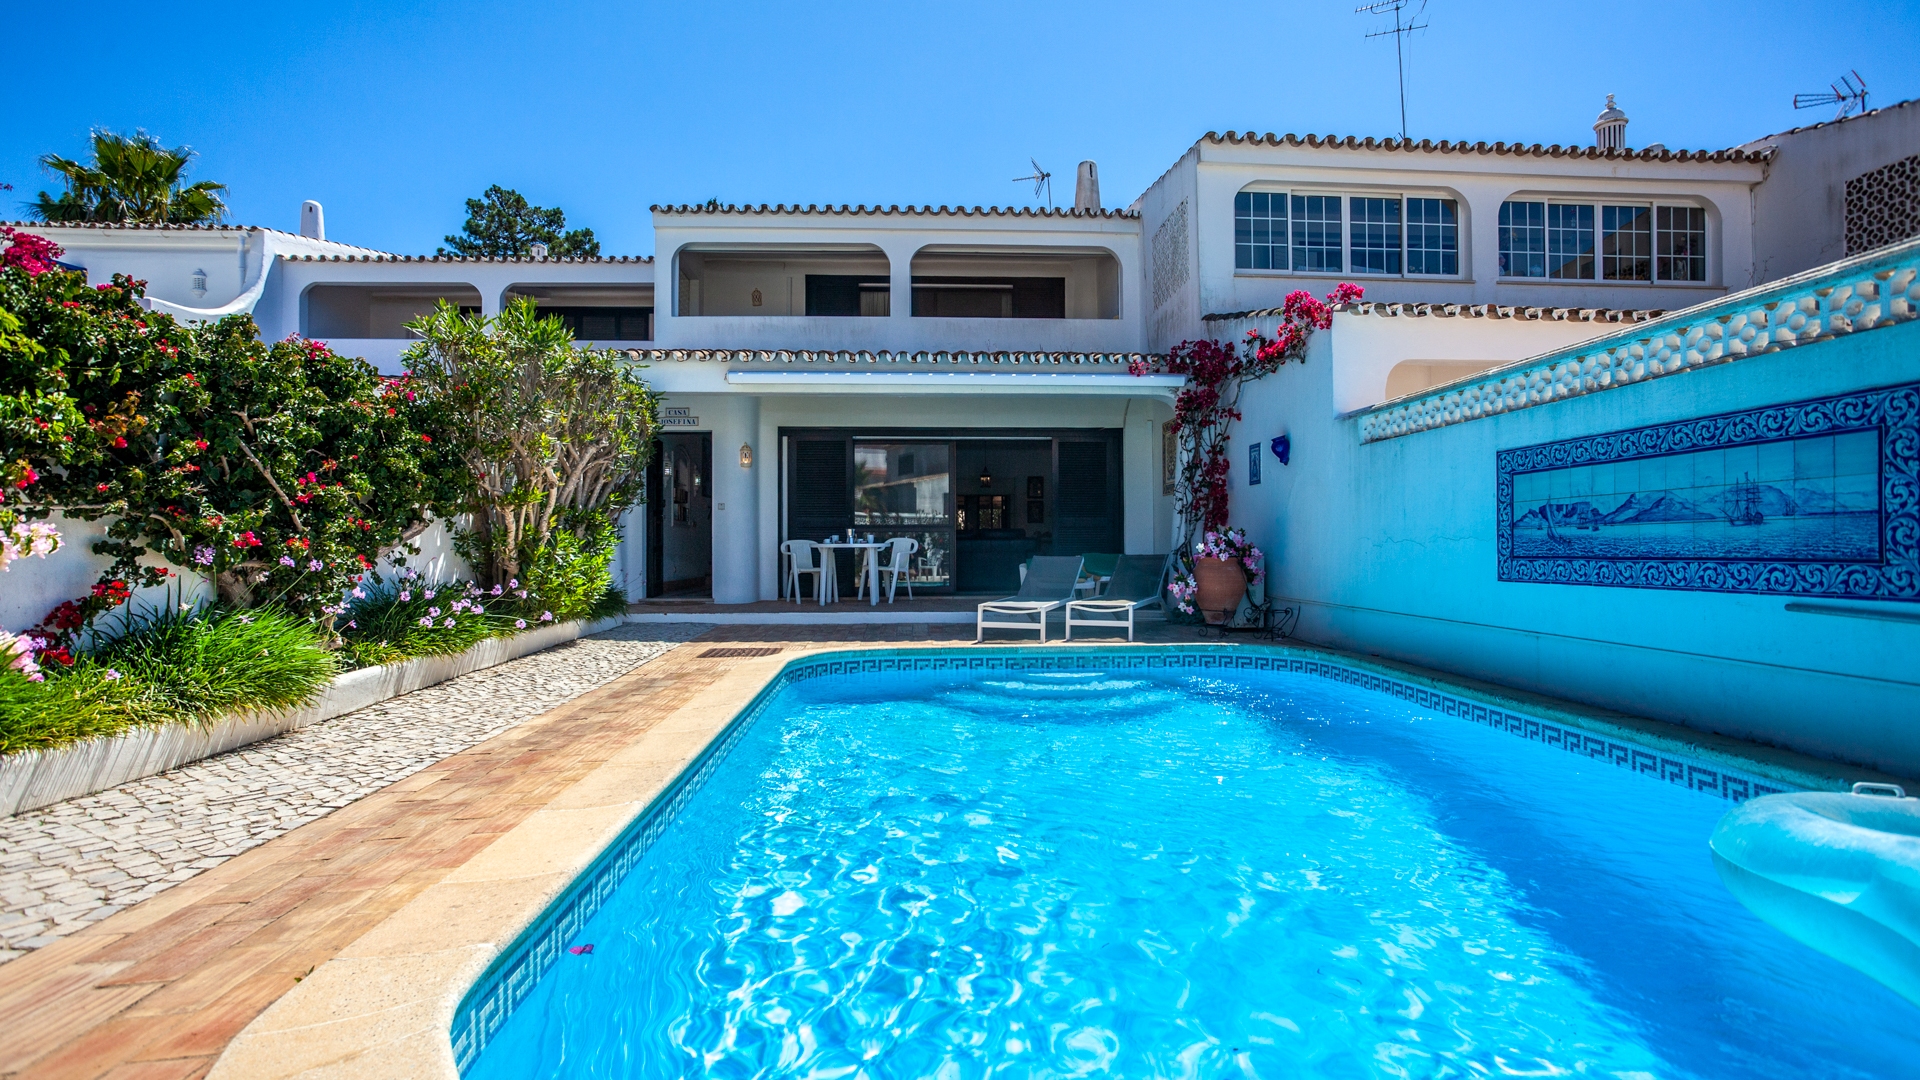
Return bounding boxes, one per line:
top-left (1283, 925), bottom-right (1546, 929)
top-left (1228, 306), bottom-right (1920, 776)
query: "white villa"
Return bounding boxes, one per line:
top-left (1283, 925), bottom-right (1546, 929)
top-left (10, 97), bottom-right (1919, 770)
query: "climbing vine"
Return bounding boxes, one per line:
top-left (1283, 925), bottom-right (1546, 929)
top-left (1132, 283), bottom-right (1362, 555)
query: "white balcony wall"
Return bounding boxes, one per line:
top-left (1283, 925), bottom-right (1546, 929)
top-left (654, 209), bottom-right (1145, 354)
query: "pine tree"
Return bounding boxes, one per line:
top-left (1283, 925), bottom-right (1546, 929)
top-left (438, 186), bottom-right (600, 258)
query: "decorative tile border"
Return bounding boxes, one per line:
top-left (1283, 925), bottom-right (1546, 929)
top-left (1358, 235), bottom-right (1920, 443)
top-left (1494, 381), bottom-right (1920, 599)
top-left (448, 646), bottom-right (1790, 1073)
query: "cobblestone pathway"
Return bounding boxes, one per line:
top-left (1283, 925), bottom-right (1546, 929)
top-left (0, 622), bottom-right (708, 963)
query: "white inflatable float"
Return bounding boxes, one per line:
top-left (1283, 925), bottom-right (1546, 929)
top-left (1711, 783), bottom-right (1920, 1006)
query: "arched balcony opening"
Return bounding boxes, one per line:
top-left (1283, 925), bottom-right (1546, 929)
top-left (675, 245), bottom-right (890, 317)
top-left (909, 247), bottom-right (1120, 319)
top-left (301, 283), bottom-right (482, 339)
top-left (505, 283), bottom-right (654, 342)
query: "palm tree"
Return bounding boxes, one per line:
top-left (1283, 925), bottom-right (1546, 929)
top-left (32, 129), bottom-right (228, 225)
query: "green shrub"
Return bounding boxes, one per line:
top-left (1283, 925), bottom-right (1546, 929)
top-left (522, 520), bottom-right (617, 621)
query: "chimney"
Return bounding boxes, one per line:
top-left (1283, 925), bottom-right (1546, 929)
top-left (1074, 161), bottom-right (1101, 212)
top-left (1592, 94), bottom-right (1628, 150)
top-left (529, 242), bottom-right (549, 259)
top-left (299, 200), bottom-right (325, 240)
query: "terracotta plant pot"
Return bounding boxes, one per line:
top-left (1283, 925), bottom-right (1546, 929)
top-left (1193, 558), bottom-right (1248, 624)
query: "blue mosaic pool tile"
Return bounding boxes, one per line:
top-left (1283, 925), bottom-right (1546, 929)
top-left (449, 647), bottom-right (1789, 1072)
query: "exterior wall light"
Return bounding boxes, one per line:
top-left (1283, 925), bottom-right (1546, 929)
top-left (739, 443), bottom-right (753, 469)
top-left (1270, 435), bottom-right (1291, 465)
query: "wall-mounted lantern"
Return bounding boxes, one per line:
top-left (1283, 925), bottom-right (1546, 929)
top-left (739, 443), bottom-right (753, 469)
top-left (1270, 435), bottom-right (1291, 465)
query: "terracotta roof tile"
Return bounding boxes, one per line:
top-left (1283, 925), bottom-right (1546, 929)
top-left (1200, 131), bottom-right (1771, 164)
top-left (617, 348), bottom-right (1159, 366)
top-left (651, 203), bottom-right (1138, 220)
top-left (1204, 301), bottom-right (1666, 323)
top-left (279, 253), bottom-right (653, 264)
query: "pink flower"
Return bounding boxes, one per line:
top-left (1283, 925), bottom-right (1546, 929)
top-left (540, 611), bottom-right (553, 622)
top-left (423, 589), bottom-right (435, 600)
top-left (418, 616), bottom-right (432, 627)
top-left (442, 617), bottom-right (456, 627)
top-left (279, 555), bottom-right (296, 567)
top-left (308, 559), bottom-right (323, 571)
top-left (428, 607), bottom-right (441, 617)
top-left (398, 589), bottom-right (410, 602)
top-left (471, 604), bottom-right (483, 614)
top-left (103, 669), bottom-right (121, 681)
top-left (513, 619), bottom-right (526, 629)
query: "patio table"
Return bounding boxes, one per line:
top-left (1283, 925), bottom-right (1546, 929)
top-left (815, 540), bottom-right (887, 606)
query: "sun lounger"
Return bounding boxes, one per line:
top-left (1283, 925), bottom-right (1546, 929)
top-left (976, 555), bottom-right (1084, 643)
top-left (1064, 554), bottom-right (1168, 641)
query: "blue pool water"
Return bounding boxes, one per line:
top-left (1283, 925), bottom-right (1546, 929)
top-left (467, 658), bottom-right (1916, 1078)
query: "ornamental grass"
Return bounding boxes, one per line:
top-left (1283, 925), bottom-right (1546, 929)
top-left (0, 605), bottom-right (337, 755)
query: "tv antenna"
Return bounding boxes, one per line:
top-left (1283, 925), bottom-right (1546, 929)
top-left (1012, 158), bottom-right (1053, 210)
top-left (1794, 70), bottom-right (1870, 121)
top-left (1356, 0), bottom-right (1429, 140)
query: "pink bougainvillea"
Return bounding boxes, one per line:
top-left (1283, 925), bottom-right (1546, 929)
top-left (0, 227), bottom-right (63, 276)
top-left (1133, 283), bottom-right (1363, 538)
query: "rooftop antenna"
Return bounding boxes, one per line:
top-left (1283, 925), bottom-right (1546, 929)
top-left (1356, 0), bottom-right (1429, 140)
top-left (1794, 70), bottom-right (1870, 121)
top-left (1012, 158), bottom-right (1053, 210)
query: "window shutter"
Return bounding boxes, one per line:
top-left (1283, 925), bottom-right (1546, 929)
top-left (790, 439), bottom-right (851, 539)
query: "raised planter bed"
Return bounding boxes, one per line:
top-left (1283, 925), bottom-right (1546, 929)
top-left (0, 615), bottom-right (627, 818)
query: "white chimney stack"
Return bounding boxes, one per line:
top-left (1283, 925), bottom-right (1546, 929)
top-left (299, 200), bottom-right (325, 240)
top-left (1593, 94), bottom-right (1629, 150)
top-left (1074, 161), bottom-right (1101, 212)
top-left (529, 242), bottom-right (549, 259)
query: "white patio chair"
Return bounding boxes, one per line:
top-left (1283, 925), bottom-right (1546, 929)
top-left (977, 556), bottom-right (1083, 643)
top-left (875, 536), bottom-right (919, 602)
top-left (781, 539), bottom-right (828, 605)
top-left (1066, 554), bottom-right (1169, 642)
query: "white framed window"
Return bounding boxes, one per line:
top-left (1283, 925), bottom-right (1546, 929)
top-left (1236, 189), bottom-right (1459, 277)
top-left (1500, 199), bottom-right (1708, 283)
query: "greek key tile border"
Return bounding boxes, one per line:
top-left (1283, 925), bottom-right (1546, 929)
top-left (1495, 381), bottom-right (1920, 599)
top-left (449, 646), bottom-right (1788, 1073)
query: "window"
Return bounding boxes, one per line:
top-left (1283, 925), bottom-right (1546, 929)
top-left (1405, 199), bottom-right (1458, 275)
top-left (1547, 204), bottom-right (1594, 279)
top-left (1499, 200), bottom-right (1546, 278)
top-left (1349, 197), bottom-right (1402, 274)
top-left (1239, 190), bottom-right (1456, 277)
top-left (538, 306), bottom-right (653, 340)
top-left (1291, 195), bottom-right (1343, 272)
top-left (1602, 205), bottom-right (1652, 281)
top-left (1657, 206), bottom-right (1707, 282)
top-left (1500, 199), bottom-right (1707, 284)
top-left (805, 275), bottom-right (889, 316)
top-left (910, 277), bottom-right (1064, 318)
top-left (1234, 191), bottom-right (1288, 270)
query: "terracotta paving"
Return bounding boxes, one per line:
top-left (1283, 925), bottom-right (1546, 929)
top-left (0, 620), bottom-right (1233, 1079)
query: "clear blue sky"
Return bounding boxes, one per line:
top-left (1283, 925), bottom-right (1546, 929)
top-left (5, 0), bottom-right (1916, 256)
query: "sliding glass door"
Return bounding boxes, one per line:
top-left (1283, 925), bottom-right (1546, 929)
top-left (852, 441), bottom-right (954, 592)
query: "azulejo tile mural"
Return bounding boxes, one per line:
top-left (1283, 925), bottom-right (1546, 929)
top-left (1497, 381), bottom-right (1919, 599)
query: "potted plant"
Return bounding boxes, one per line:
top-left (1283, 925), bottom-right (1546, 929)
top-left (1169, 529), bottom-right (1264, 625)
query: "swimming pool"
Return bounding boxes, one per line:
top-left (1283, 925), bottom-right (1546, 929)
top-left (458, 649), bottom-right (1914, 1078)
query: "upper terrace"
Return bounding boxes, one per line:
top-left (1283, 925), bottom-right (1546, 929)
top-left (652, 203), bottom-right (1144, 354)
